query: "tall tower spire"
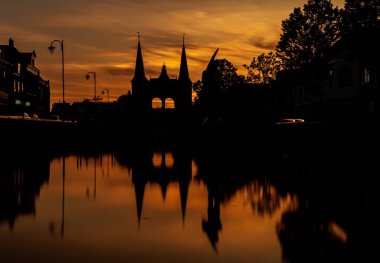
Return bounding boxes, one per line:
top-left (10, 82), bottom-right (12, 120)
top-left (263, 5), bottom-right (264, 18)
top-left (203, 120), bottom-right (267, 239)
top-left (132, 32), bottom-right (147, 83)
top-left (179, 34), bottom-right (190, 82)
top-left (133, 176), bottom-right (146, 229)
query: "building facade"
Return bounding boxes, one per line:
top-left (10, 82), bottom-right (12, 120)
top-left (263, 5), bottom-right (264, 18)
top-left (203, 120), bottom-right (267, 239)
top-left (131, 35), bottom-right (192, 113)
top-left (325, 29), bottom-right (379, 120)
top-left (0, 39), bottom-right (50, 116)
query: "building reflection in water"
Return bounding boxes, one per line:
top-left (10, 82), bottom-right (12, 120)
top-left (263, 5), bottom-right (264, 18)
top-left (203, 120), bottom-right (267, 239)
top-left (273, 143), bottom-right (378, 263)
top-left (115, 148), bottom-right (192, 227)
top-left (0, 153), bottom-right (50, 229)
top-left (1, 142), bottom-right (376, 263)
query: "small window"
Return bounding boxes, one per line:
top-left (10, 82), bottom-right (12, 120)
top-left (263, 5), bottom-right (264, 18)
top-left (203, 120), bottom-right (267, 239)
top-left (152, 98), bottom-right (163, 109)
top-left (25, 101), bottom-right (31, 107)
top-left (17, 63), bottom-right (21, 74)
top-left (164, 98), bottom-right (175, 109)
top-left (364, 68), bottom-right (370, 84)
top-left (15, 99), bottom-right (21, 105)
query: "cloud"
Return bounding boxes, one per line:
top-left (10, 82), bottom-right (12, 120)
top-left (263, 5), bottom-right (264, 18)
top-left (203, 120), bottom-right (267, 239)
top-left (103, 66), bottom-right (160, 78)
top-left (0, 0), bottom-right (345, 103)
top-left (249, 36), bottom-right (277, 50)
top-left (104, 67), bottom-right (135, 76)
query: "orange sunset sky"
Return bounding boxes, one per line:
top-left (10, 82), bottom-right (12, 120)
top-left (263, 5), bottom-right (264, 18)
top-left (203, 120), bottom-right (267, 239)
top-left (0, 0), bottom-right (344, 104)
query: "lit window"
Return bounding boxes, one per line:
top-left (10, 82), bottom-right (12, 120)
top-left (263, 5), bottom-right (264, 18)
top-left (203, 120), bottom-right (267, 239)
top-left (164, 98), bottom-right (175, 109)
top-left (15, 99), bottom-right (21, 105)
top-left (152, 98), bottom-right (163, 109)
top-left (17, 63), bottom-right (21, 74)
top-left (364, 68), bottom-right (370, 84)
top-left (25, 101), bottom-right (31, 107)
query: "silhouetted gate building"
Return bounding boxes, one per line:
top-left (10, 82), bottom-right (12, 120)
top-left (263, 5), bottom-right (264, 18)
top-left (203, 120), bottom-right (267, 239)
top-left (131, 34), bottom-right (192, 113)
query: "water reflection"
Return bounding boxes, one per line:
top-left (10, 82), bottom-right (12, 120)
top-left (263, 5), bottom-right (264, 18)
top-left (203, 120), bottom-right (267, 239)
top-left (0, 144), bottom-right (376, 263)
top-left (0, 154), bottom-right (50, 229)
top-left (115, 149), bottom-right (192, 226)
top-left (273, 146), bottom-right (378, 263)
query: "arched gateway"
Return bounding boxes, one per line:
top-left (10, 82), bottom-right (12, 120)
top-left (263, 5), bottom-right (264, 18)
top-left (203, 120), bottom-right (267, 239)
top-left (131, 34), bottom-right (192, 112)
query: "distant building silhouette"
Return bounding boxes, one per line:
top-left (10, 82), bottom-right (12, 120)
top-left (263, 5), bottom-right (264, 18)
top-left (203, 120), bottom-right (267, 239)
top-left (131, 34), bottom-right (192, 113)
top-left (0, 38), bottom-right (50, 116)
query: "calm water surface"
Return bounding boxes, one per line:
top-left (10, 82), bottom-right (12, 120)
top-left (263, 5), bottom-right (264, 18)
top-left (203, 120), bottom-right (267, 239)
top-left (2, 144), bottom-right (372, 263)
top-left (1, 152), bottom-right (298, 263)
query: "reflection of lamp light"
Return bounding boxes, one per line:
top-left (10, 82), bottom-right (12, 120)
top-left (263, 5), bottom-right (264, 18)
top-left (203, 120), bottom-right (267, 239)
top-left (48, 40), bottom-right (65, 102)
top-left (94, 158), bottom-right (97, 200)
top-left (61, 156), bottom-right (66, 237)
top-left (85, 72), bottom-right (96, 100)
top-left (87, 158), bottom-right (97, 200)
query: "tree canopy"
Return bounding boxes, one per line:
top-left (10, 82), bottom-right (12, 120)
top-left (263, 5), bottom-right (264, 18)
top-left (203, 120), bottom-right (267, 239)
top-left (343, 0), bottom-right (380, 32)
top-left (194, 58), bottom-right (243, 103)
top-left (276, 0), bottom-right (342, 70)
top-left (244, 52), bottom-right (284, 84)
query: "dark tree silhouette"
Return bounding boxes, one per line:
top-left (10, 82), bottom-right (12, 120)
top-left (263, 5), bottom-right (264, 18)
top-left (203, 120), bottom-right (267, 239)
top-left (214, 59), bottom-right (244, 91)
top-left (244, 52), bottom-right (284, 84)
top-left (343, 0), bottom-right (380, 32)
top-left (193, 58), bottom-right (243, 103)
top-left (192, 80), bottom-right (203, 101)
top-left (276, 0), bottom-right (342, 70)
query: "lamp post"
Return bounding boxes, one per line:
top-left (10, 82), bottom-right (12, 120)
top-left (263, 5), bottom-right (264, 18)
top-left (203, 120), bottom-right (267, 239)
top-left (101, 88), bottom-right (110, 102)
top-left (85, 72), bottom-right (96, 100)
top-left (48, 40), bottom-right (65, 103)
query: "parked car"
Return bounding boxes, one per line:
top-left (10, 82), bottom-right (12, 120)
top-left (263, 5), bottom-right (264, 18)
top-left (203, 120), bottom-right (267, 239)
top-left (47, 114), bottom-right (60, 120)
top-left (276, 118), bottom-right (305, 125)
top-left (23, 112), bottom-right (31, 119)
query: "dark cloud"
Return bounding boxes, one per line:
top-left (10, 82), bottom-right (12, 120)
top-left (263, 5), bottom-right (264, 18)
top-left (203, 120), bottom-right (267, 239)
top-left (105, 67), bottom-right (134, 76)
top-left (103, 66), bottom-right (160, 77)
top-left (146, 69), bottom-right (160, 76)
top-left (187, 55), bottom-right (210, 65)
top-left (249, 36), bottom-right (277, 50)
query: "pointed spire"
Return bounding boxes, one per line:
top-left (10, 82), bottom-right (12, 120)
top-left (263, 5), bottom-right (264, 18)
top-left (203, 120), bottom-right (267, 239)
top-left (179, 34), bottom-right (190, 82)
top-left (132, 32), bottom-right (147, 83)
top-left (159, 63), bottom-right (170, 80)
top-left (206, 48), bottom-right (219, 71)
top-left (133, 178), bottom-right (146, 229)
top-left (160, 181), bottom-right (168, 201)
top-left (179, 175), bottom-right (190, 226)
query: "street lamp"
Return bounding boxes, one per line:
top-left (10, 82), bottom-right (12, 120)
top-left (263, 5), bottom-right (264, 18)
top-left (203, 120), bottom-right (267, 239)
top-left (48, 40), bottom-right (65, 103)
top-left (101, 88), bottom-right (110, 102)
top-left (85, 72), bottom-right (96, 100)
